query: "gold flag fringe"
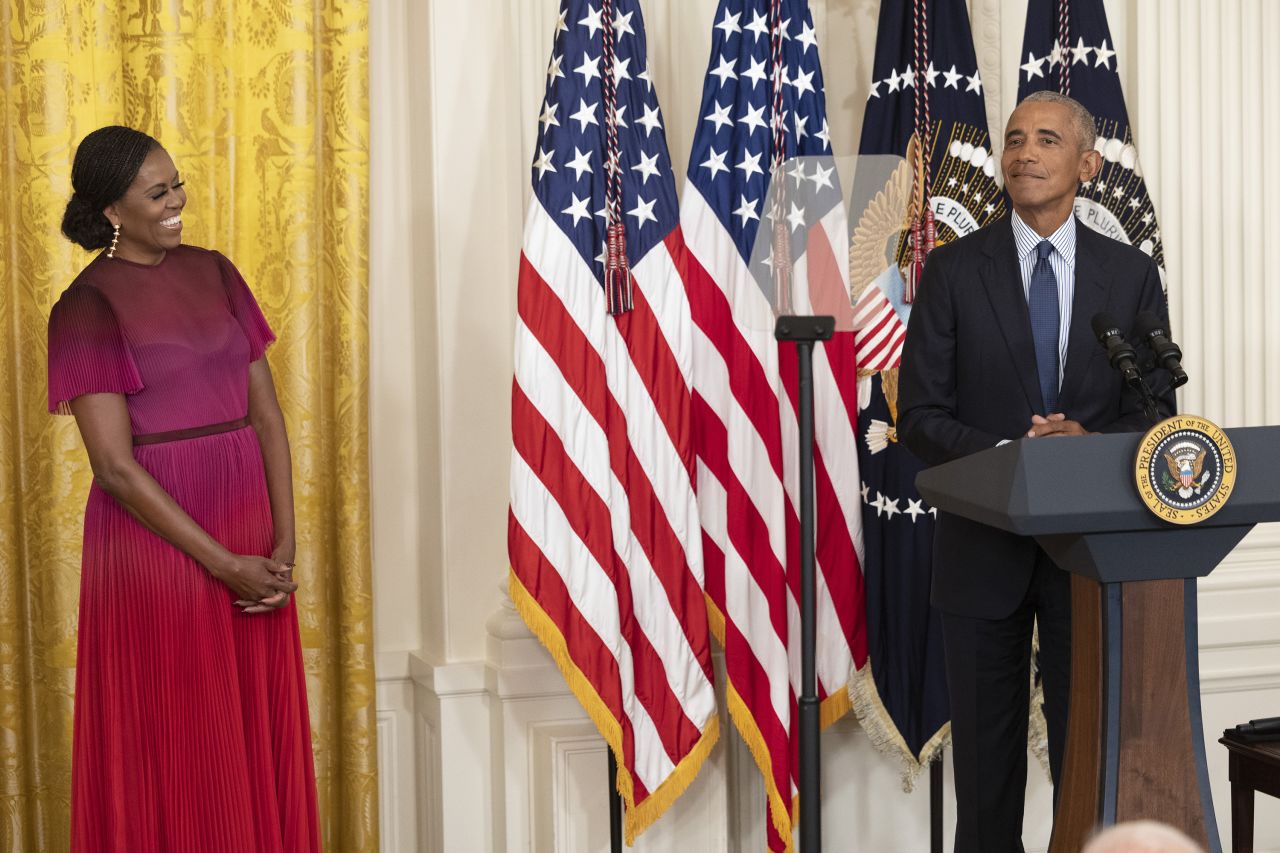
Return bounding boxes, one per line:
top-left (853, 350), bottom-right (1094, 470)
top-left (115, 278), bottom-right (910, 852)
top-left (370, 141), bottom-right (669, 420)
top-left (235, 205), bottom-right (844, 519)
top-left (849, 661), bottom-right (950, 792)
top-left (706, 597), bottom-right (857, 850)
top-left (509, 570), bottom-right (721, 844)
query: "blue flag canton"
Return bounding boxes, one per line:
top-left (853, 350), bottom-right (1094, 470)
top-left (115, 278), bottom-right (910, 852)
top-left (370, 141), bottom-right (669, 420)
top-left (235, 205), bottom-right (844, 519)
top-left (1017, 0), bottom-right (1165, 279)
top-left (531, 0), bottom-right (679, 278)
top-left (858, 0), bottom-right (992, 157)
top-left (686, 0), bottom-right (843, 264)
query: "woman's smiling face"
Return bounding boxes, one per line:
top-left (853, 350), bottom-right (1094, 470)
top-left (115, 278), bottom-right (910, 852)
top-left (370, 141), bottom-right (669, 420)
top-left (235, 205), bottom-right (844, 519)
top-left (104, 146), bottom-right (186, 265)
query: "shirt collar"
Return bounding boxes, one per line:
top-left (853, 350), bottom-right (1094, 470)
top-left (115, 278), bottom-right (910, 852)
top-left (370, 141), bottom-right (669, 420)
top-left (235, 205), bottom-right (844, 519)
top-left (1011, 210), bottom-right (1077, 267)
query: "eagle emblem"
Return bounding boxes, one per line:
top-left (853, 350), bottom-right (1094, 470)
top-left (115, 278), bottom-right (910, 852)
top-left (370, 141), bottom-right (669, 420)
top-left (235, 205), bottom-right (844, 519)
top-left (1163, 442), bottom-right (1210, 498)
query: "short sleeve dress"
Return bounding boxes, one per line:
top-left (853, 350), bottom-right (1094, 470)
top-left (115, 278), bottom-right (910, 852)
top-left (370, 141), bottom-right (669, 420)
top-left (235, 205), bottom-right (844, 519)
top-left (48, 245), bottom-right (320, 853)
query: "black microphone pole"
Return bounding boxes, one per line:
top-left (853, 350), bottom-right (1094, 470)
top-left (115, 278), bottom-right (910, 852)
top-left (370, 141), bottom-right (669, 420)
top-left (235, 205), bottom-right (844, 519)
top-left (776, 313), bottom-right (834, 853)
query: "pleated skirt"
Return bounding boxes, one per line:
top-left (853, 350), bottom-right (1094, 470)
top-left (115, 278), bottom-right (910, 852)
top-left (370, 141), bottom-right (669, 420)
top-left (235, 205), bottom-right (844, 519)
top-left (70, 427), bottom-right (320, 853)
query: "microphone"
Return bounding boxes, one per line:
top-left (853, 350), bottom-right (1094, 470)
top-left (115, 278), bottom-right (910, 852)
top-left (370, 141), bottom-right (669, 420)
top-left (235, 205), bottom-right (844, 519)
top-left (1135, 310), bottom-right (1189, 389)
top-left (1090, 312), bottom-right (1142, 386)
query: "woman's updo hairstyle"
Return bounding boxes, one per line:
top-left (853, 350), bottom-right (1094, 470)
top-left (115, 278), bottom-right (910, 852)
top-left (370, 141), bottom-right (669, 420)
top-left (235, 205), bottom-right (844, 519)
top-left (61, 126), bottom-right (160, 250)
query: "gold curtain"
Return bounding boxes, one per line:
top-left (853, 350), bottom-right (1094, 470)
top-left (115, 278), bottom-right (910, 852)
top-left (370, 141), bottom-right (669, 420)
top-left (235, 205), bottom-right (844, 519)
top-left (0, 2), bottom-right (376, 851)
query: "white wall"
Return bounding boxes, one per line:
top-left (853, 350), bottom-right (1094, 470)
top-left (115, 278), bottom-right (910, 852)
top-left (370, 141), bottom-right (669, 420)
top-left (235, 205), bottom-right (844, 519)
top-left (369, 0), bottom-right (1280, 850)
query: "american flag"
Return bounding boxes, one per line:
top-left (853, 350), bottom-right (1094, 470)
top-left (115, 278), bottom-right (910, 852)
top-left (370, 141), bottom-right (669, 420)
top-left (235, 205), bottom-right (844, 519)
top-left (508, 0), bottom-right (720, 840)
top-left (678, 1), bottom-right (866, 849)
top-left (1018, 0), bottom-right (1166, 285)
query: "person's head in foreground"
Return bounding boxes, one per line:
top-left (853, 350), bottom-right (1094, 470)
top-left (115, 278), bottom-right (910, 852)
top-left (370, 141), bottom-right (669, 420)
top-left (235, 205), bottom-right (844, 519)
top-left (1081, 820), bottom-right (1205, 853)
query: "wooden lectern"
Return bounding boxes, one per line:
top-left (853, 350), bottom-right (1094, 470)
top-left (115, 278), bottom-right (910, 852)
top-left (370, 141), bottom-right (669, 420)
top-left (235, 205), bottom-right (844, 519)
top-left (916, 426), bottom-right (1280, 853)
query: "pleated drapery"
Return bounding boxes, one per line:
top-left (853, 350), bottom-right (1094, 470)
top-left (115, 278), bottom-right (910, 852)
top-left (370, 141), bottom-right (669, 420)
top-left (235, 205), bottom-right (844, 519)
top-left (0, 3), bottom-right (377, 851)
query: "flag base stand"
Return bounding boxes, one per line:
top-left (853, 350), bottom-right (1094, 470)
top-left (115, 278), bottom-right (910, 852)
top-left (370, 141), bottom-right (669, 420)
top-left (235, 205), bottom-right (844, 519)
top-left (776, 315), bottom-right (835, 852)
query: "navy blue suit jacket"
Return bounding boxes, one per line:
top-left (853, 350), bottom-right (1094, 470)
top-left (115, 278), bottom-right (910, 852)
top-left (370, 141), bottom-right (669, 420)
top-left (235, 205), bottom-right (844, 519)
top-left (898, 215), bottom-right (1174, 619)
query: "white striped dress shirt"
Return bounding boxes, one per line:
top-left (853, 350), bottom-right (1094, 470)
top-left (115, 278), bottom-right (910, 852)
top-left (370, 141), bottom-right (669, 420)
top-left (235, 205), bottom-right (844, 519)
top-left (1011, 211), bottom-right (1076, 393)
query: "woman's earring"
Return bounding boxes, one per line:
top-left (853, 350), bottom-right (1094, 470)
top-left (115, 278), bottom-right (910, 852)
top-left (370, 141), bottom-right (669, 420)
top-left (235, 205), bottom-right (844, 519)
top-left (108, 223), bottom-right (120, 259)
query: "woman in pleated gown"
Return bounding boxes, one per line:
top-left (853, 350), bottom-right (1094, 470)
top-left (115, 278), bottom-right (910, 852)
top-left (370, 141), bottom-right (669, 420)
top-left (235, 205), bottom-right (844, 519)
top-left (48, 125), bottom-right (321, 852)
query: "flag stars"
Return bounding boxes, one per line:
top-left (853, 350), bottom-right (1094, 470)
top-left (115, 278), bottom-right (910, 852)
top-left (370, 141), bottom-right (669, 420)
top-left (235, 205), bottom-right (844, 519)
top-left (736, 148), bottom-right (764, 180)
top-left (631, 150), bottom-right (662, 184)
top-left (565, 146), bottom-right (593, 180)
top-left (701, 147), bottom-right (729, 180)
top-left (710, 54), bottom-right (738, 87)
top-left (886, 67), bottom-right (902, 93)
top-left (868, 79), bottom-right (881, 100)
top-left (714, 9), bottom-right (741, 40)
top-left (1141, 211), bottom-right (1154, 225)
top-left (570, 98), bottom-right (599, 131)
top-left (554, 9), bottom-right (568, 36)
top-left (637, 66), bottom-right (653, 90)
top-left (1094, 39), bottom-right (1116, 69)
top-left (1071, 37), bottom-right (1092, 64)
top-left (539, 100), bottom-right (559, 132)
top-left (578, 5), bottom-right (603, 38)
top-left (861, 482), bottom-right (871, 503)
top-left (795, 113), bottom-right (809, 140)
top-left (613, 9), bottom-right (635, 38)
top-left (984, 202), bottom-right (996, 215)
top-left (1022, 51), bottom-right (1046, 81)
top-left (704, 101), bottom-right (733, 133)
top-left (792, 67), bottom-right (816, 96)
top-left (1048, 40), bottom-right (1064, 68)
top-left (808, 161), bottom-right (834, 191)
top-left (900, 65), bottom-right (915, 89)
top-left (1112, 186), bottom-right (1125, 199)
top-left (1128, 198), bottom-right (1141, 210)
top-left (636, 103), bottom-right (662, 136)
top-left (628, 194), bottom-right (658, 231)
top-left (734, 193), bottom-right (760, 225)
top-left (965, 70), bottom-right (983, 94)
top-left (547, 53), bottom-right (565, 84)
top-left (613, 56), bottom-right (631, 82)
top-left (562, 193), bottom-right (592, 226)
top-left (575, 53), bottom-right (601, 84)
top-left (745, 10), bottom-right (769, 42)
top-left (882, 497), bottom-right (901, 519)
top-left (942, 64), bottom-right (962, 88)
top-left (925, 61), bottom-right (940, 87)
top-left (787, 202), bottom-right (806, 232)
top-left (740, 103), bottom-right (768, 135)
top-left (797, 20), bottom-right (818, 52)
top-left (816, 118), bottom-right (831, 150)
top-left (532, 145), bottom-right (556, 180)
top-left (905, 499), bottom-right (927, 522)
top-left (742, 56), bottom-right (768, 88)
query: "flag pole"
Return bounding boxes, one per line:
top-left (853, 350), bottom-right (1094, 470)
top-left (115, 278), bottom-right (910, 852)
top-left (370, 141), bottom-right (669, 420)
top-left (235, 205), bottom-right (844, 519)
top-left (776, 315), bottom-right (835, 852)
top-left (931, 752), bottom-right (944, 853)
top-left (608, 750), bottom-right (623, 853)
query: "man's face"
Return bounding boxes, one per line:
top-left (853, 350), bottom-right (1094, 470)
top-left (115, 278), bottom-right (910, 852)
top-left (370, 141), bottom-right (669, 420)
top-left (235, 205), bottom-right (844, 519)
top-left (1000, 101), bottom-right (1100, 219)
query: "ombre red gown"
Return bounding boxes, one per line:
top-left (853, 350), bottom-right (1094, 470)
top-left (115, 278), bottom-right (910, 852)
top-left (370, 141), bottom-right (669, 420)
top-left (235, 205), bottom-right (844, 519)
top-left (47, 245), bottom-right (321, 853)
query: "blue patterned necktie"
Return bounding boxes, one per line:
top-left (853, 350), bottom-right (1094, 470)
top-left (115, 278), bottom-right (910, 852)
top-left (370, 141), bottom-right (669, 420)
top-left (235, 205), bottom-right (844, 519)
top-left (1028, 239), bottom-right (1060, 413)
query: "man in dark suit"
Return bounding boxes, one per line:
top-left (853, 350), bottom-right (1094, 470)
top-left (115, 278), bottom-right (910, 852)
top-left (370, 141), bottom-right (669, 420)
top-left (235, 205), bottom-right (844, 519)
top-left (898, 91), bottom-right (1174, 852)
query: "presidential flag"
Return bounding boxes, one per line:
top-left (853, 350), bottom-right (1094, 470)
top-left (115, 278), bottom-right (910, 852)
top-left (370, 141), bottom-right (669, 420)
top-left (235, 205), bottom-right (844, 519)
top-left (1018, 0), bottom-right (1166, 284)
top-left (509, 0), bottom-right (719, 840)
top-left (847, 0), bottom-right (1006, 781)
top-left (678, 1), bottom-right (865, 849)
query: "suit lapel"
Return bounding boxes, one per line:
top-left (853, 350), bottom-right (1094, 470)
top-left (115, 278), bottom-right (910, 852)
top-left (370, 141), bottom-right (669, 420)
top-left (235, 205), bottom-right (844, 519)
top-left (1057, 222), bottom-right (1109, 410)
top-left (979, 219), bottom-right (1044, 413)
